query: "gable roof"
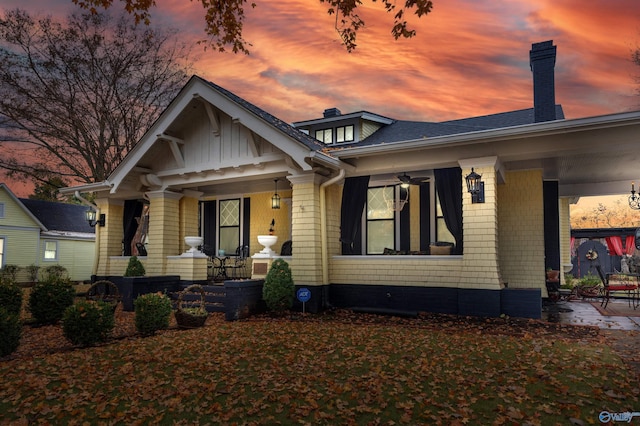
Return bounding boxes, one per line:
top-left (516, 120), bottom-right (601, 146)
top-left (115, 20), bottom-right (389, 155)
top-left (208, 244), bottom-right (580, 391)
top-left (19, 198), bottom-right (95, 235)
top-left (200, 78), bottom-right (327, 151)
top-left (335, 106), bottom-right (565, 147)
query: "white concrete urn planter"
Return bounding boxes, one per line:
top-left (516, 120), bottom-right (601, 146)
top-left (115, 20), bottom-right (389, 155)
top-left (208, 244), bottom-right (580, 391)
top-left (256, 235), bottom-right (278, 257)
top-left (184, 236), bottom-right (204, 254)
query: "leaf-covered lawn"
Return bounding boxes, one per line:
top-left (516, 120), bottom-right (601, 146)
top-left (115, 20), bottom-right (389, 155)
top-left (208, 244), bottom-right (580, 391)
top-left (1, 310), bottom-right (638, 425)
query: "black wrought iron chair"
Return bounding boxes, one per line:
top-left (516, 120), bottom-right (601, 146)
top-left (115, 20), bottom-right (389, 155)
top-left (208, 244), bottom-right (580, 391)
top-left (280, 240), bottom-right (292, 256)
top-left (135, 242), bottom-right (147, 256)
top-left (227, 245), bottom-right (250, 278)
top-left (595, 265), bottom-right (638, 309)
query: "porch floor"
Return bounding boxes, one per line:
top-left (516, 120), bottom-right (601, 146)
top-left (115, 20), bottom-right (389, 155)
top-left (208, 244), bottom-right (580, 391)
top-left (543, 299), bottom-right (640, 330)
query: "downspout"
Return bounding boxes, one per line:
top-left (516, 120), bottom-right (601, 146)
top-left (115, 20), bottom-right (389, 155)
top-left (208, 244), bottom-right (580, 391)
top-left (319, 169), bottom-right (345, 285)
top-left (75, 191), bottom-right (100, 277)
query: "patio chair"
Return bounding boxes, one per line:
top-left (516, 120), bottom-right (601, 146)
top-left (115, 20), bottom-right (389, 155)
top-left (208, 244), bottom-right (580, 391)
top-left (227, 245), bottom-right (250, 278)
top-left (595, 265), bottom-right (638, 309)
top-left (280, 240), bottom-right (292, 256)
top-left (135, 242), bottom-right (147, 256)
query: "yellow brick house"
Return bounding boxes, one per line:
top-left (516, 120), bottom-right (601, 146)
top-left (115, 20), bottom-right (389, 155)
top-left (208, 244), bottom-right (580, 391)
top-left (60, 41), bottom-right (640, 318)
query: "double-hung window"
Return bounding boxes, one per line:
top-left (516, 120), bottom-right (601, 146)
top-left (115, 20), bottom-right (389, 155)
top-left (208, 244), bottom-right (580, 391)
top-left (0, 237), bottom-right (4, 267)
top-left (44, 241), bottom-right (58, 260)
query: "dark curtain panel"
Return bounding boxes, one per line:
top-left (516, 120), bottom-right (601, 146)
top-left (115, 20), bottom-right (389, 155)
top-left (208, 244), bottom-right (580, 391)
top-left (419, 182), bottom-right (431, 252)
top-left (434, 167), bottom-right (463, 255)
top-left (122, 200), bottom-right (143, 256)
top-left (340, 176), bottom-right (370, 254)
top-left (202, 201), bottom-right (216, 255)
top-left (543, 181), bottom-right (560, 271)
top-left (243, 198), bottom-right (251, 246)
top-left (399, 186), bottom-right (410, 251)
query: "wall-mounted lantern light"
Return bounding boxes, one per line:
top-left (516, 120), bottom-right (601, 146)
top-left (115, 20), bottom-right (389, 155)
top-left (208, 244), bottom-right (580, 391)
top-left (85, 208), bottom-right (105, 227)
top-left (271, 178), bottom-right (281, 209)
top-left (629, 182), bottom-right (640, 210)
top-left (465, 168), bottom-right (485, 204)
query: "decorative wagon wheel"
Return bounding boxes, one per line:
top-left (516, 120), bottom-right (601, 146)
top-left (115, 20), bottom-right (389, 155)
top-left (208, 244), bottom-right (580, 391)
top-left (175, 284), bottom-right (208, 329)
top-left (86, 280), bottom-right (121, 312)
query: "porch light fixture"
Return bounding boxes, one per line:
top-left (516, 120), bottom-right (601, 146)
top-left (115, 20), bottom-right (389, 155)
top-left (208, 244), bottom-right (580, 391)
top-left (465, 168), bottom-right (485, 204)
top-left (85, 208), bottom-right (105, 227)
top-left (271, 178), bottom-right (281, 209)
top-left (629, 182), bottom-right (640, 210)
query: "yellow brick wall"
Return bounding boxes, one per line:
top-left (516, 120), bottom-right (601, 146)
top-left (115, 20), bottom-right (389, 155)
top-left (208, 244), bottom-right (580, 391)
top-left (95, 199), bottom-right (124, 276)
top-left (497, 170), bottom-right (546, 292)
top-left (459, 164), bottom-right (502, 289)
top-left (146, 191), bottom-right (182, 275)
top-left (289, 176), bottom-right (322, 285)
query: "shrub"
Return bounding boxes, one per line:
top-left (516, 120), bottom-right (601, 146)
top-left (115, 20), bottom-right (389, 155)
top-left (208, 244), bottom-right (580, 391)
top-left (0, 307), bottom-right (21, 357)
top-left (134, 293), bottom-right (171, 336)
top-left (28, 277), bottom-right (75, 324)
top-left (41, 265), bottom-right (69, 281)
top-left (125, 256), bottom-right (145, 277)
top-left (578, 272), bottom-right (600, 288)
top-left (62, 301), bottom-right (115, 347)
top-left (25, 264), bottom-right (40, 283)
top-left (0, 277), bottom-right (23, 316)
top-left (0, 264), bottom-right (20, 281)
top-left (262, 258), bottom-right (294, 313)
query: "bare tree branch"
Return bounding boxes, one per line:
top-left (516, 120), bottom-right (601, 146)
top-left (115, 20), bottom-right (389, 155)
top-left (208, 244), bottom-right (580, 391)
top-left (0, 9), bottom-right (193, 187)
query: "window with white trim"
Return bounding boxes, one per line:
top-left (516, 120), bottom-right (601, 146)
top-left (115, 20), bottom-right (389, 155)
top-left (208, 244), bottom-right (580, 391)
top-left (0, 237), bottom-right (4, 267)
top-left (0, 203), bottom-right (4, 218)
top-left (44, 241), bottom-right (58, 260)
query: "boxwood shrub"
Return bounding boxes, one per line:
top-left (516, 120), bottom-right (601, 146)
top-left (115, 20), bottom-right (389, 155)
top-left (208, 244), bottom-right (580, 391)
top-left (0, 307), bottom-right (21, 357)
top-left (28, 277), bottom-right (75, 325)
top-left (62, 301), bottom-right (115, 347)
top-left (134, 293), bottom-right (172, 336)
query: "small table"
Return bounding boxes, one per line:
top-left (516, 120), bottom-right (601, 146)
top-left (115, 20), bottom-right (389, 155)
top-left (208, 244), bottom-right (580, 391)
top-left (212, 256), bottom-right (229, 281)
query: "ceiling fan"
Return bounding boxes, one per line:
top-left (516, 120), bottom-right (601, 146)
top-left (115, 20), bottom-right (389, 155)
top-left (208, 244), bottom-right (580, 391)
top-left (397, 172), bottom-right (429, 186)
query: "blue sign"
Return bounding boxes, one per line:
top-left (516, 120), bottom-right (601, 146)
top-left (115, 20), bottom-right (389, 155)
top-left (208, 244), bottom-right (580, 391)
top-left (297, 288), bottom-right (311, 303)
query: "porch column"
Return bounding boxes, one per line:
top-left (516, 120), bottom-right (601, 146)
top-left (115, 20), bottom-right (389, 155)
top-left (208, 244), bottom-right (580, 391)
top-left (94, 198), bottom-right (124, 276)
top-left (458, 157), bottom-right (503, 290)
top-left (146, 190), bottom-right (183, 276)
top-left (287, 173), bottom-right (324, 286)
top-left (179, 190), bottom-right (203, 253)
top-left (559, 196), bottom-right (574, 285)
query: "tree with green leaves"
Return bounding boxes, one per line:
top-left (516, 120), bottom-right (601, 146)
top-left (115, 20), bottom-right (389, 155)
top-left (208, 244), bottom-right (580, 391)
top-left (0, 9), bottom-right (193, 189)
top-left (72, 0), bottom-right (434, 53)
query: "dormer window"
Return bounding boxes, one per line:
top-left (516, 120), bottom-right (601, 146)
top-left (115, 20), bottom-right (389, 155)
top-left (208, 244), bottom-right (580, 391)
top-left (314, 125), bottom-right (354, 144)
top-left (336, 125), bottom-right (354, 143)
top-left (315, 128), bottom-right (333, 144)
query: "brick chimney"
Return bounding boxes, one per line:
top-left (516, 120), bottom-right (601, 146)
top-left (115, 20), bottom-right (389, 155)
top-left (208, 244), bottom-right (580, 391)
top-left (529, 40), bottom-right (557, 123)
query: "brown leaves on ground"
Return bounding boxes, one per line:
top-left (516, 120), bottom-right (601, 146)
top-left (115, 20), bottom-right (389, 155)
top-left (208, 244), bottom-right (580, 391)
top-left (1, 308), bottom-right (638, 425)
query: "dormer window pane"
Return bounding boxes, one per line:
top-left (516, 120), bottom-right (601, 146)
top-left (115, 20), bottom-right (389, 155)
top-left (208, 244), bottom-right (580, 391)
top-left (315, 129), bottom-right (332, 144)
top-left (336, 125), bottom-right (354, 143)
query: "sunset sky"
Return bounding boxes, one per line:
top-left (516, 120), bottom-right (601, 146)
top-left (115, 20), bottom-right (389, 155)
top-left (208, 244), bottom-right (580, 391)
top-left (1, 0), bottom-right (640, 198)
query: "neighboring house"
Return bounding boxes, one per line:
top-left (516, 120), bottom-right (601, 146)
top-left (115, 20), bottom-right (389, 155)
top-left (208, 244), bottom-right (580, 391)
top-left (0, 184), bottom-right (95, 282)
top-left (60, 40), bottom-right (640, 318)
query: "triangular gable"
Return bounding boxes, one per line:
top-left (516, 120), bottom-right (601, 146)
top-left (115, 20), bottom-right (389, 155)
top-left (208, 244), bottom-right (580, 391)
top-left (107, 75), bottom-right (333, 195)
top-left (0, 183), bottom-right (47, 231)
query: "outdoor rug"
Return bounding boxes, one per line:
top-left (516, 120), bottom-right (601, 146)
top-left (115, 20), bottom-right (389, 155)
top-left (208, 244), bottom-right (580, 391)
top-left (590, 302), bottom-right (640, 317)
